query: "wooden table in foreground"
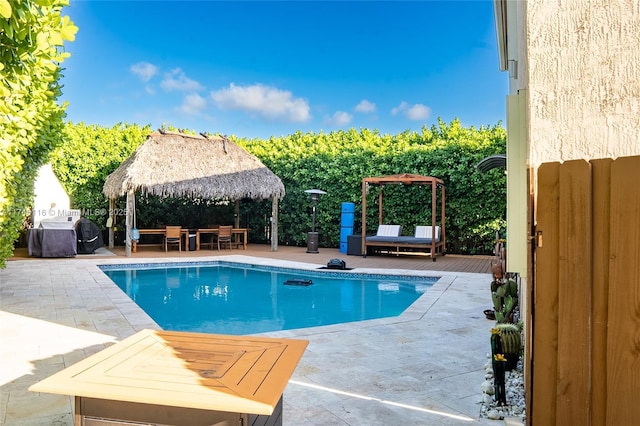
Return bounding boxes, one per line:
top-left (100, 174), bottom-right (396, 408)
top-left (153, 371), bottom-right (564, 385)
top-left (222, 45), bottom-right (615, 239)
top-left (30, 329), bottom-right (308, 426)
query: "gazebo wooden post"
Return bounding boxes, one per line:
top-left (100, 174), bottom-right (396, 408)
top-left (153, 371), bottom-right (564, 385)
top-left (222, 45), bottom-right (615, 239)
top-left (361, 179), bottom-right (368, 256)
top-left (108, 198), bottom-right (115, 249)
top-left (441, 183), bottom-right (446, 253)
top-left (378, 189), bottom-right (383, 225)
top-left (234, 200), bottom-right (240, 229)
top-left (431, 180), bottom-right (437, 255)
top-left (125, 190), bottom-right (134, 257)
top-left (271, 196), bottom-right (279, 251)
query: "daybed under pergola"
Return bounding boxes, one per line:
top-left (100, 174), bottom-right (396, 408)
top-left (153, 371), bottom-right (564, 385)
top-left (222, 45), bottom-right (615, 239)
top-left (103, 131), bottom-right (285, 256)
top-left (361, 173), bottom-right (446, 260)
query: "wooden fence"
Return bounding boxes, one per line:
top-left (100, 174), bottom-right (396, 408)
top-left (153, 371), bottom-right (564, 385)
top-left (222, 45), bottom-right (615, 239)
top-left (532, 156), bottom-right (640, 425)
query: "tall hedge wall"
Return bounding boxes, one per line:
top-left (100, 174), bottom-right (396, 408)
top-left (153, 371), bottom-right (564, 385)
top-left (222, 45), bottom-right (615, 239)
top-left (235, 118), bottom-right (506, 254)
top-left (49, 118), bottom-right (505, 255)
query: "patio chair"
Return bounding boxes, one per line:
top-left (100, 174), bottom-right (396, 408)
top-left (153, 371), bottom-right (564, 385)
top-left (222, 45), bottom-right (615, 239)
top-left (217, 225), bottom-right (233, 250)
top-left (164, 226), bottom-right (182, 252)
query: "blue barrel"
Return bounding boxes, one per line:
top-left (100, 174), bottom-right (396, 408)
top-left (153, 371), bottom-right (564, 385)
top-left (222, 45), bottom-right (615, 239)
top-left (340, 202), bottom-right (355, 253)
top-left (341, 202), bottom-right (355, 227)
top-left (340, 226), bottom-right (353, 243)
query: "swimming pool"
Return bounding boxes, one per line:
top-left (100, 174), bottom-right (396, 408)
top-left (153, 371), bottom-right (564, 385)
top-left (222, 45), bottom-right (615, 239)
top-left (100, 261), bottom-right (438, 335)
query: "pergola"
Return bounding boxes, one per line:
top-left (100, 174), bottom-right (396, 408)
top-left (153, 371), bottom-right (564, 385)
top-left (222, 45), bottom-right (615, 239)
top-left (361, 173), bottom-right (446, 255)
top-left (103, 131), bottom-right (285, 256)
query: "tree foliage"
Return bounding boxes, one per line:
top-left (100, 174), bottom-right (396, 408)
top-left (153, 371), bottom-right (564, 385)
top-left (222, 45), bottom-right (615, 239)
top-left (0, 0), bottom-right (77, 267)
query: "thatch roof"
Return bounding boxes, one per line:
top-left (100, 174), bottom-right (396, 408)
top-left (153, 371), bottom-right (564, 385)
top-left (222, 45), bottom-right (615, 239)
top-left (103, 131), bottom-right (285, 201)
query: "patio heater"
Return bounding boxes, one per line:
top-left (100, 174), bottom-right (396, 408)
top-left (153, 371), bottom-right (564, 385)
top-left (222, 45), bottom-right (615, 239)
top-left (304, 189), bottom-right (326, 253)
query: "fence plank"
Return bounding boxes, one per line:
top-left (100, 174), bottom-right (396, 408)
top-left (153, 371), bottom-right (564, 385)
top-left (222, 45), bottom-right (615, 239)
top-left (556, 160), bottom-right (592, 426)
top-left (606, 156), bottom-right (640, 424)
top-left (590, 158), bottom-right (612, 426)
top-left (532, 162), bottom-right (560, 426)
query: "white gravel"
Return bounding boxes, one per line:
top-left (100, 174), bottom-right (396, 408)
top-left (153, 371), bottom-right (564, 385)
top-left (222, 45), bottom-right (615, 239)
top-left (479, 353), bottom-right (526, 422)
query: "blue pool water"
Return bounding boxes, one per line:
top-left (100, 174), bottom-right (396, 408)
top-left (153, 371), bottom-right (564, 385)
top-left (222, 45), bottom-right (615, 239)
top-left (100, 261), bottom-right (437, 335)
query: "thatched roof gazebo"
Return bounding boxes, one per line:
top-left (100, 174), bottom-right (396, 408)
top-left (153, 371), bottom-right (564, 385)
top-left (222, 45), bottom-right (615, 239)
top-left (103, 131), bottom-right (285, 256)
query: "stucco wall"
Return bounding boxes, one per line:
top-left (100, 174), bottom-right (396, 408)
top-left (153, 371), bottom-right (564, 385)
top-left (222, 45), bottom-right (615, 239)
top-left (33, 164), bottom-right (71, 227)
top-left (527, 0), bottom-right (640, 166)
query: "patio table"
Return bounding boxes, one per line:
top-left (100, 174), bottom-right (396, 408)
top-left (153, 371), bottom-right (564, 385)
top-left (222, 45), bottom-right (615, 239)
top-left (29, 329), bottom-right (308, 426)
top-left (196, 228), bottom-right (248, 250)
top-left (132, 228), bottom-right (190, 252)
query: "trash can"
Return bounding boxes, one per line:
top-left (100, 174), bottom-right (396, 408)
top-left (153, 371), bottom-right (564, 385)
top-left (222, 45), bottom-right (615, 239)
top-left (188, 233), bottom-right (196, 251)
top-left (347, 235), bottom-right (363, 256)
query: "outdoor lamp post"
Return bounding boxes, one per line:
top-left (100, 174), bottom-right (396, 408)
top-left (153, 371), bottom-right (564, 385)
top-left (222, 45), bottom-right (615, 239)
top-left (304, 189), bottom-right (326, 253)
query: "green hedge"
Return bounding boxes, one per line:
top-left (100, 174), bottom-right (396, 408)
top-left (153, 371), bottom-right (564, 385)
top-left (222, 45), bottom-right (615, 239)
top-left (47, 118), bottom-right (505, 256)
top-left (235, 118), bottom-right (506, 254)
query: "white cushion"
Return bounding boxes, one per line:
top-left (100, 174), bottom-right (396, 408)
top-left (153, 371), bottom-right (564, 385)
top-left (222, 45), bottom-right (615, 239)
top-left (415, 226), bottom-right (440, 240)
top-left (376, 225), bottom-right (402, 237)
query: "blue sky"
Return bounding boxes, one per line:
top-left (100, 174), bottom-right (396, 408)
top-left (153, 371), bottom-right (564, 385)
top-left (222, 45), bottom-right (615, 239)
top-left (60, 1), bottom-right (507, 139)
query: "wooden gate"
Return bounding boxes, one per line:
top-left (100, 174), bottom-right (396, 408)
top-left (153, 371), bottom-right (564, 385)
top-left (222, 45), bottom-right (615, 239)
top-left (532, 156), bottom-right (640, 425)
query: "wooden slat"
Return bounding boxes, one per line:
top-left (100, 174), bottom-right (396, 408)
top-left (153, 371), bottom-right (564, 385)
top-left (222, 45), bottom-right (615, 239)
top-left (532, 161), bottom-right (560, 426)
top-left (606, 156), bottom-right (640, 424)
top-left (525, 164), bottom-right (534, 426)
top-left (590, 158), bottom-right (612, 426)
top-left (556, 160), bottom-right (592, 426)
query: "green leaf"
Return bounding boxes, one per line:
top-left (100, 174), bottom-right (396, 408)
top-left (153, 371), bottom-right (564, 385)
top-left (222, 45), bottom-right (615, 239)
top-left (60, 16), bottom-right (78, 41)
top-left (0, 0), bottom-right (11, 19)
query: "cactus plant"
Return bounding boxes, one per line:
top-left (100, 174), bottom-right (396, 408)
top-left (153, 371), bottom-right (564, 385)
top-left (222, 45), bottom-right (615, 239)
top-left (490, 329), bottom-right (507, 405)
top-left (490, 323), bottom-right (523, 405)
top-left (488, 233), bottom-right (519, 323)
top-left (491, 277), bottom-right (518, 323)
top-left (493, 323), bottom-right (522, 371)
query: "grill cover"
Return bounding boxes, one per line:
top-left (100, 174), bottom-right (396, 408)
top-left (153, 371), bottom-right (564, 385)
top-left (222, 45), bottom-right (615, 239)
top-left (75, 218), bottom-right (104, 254)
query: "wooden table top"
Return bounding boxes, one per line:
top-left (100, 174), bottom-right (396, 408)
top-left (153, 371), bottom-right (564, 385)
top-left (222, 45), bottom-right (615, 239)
top-left (29, 329), bottom-right (308, 415)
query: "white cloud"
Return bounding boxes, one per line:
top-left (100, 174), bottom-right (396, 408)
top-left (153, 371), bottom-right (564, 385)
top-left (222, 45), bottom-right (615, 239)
top-left (406, 104), bottom-right (431, 120)
top-left (130, 62), bottom-right (158, 82)
top-left (179, 93), bottom-right (207, 115)
top-left (210, 83), bottom-right (311, 123)
top-left (391, 101), bottom-right (431, 121)
top-left (161, 68), bottom-right (204, 92)
top-left (355, 99), bottom-right (376, 113)
top-left (391, 101), bottom-right (409, 116)
top-left (327, 111), bottom-right (352, 127)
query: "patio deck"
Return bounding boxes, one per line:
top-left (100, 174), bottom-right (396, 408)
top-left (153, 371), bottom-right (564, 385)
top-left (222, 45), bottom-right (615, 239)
top-left (10, 243), bottom-right (494, 274)
top-left (1, 244), bottom-right (502, 425)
